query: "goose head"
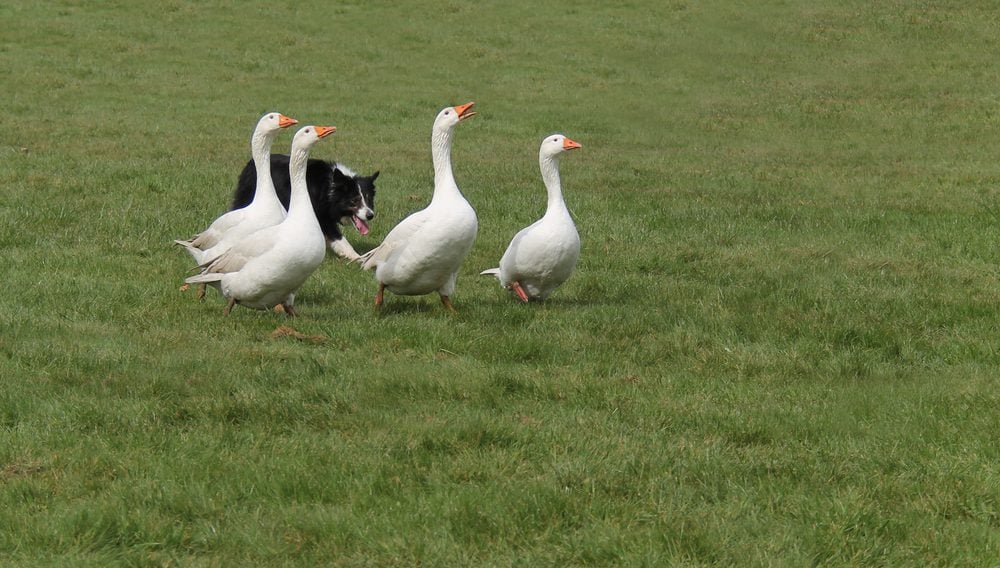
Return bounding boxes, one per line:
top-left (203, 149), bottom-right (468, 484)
top-left (540, 134), bottom-right (582, 159)
top-left (291, 125), bottom-right (337, 152)
top-left (256, 112), bottom-right (299, 137)
top-left (433, 102), bottom-right (476, 133)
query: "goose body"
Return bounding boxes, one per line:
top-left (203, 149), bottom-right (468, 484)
top-left (360, 103), bottom-right (478, 310)
top-left (185, 125), bottom-right (336, 316)
top-left (175, 112), bottom-right (297, 265)
top-left (482, 134), bottom-right (581, 302)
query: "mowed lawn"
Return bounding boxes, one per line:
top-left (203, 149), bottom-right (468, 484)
top-left (2, 0), bottom-right (999, 565)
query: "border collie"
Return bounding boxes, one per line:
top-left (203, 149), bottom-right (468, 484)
top-left (232, 155), bottom-right (379, 260)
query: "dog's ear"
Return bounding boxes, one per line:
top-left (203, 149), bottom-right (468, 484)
top-left (370, 170), bottom-right (380, 182)
top-left (332, 168), bottom-right (349, 184)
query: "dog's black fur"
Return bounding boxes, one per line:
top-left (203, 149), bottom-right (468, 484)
top-left (232, 155), bottom-right (379, 258)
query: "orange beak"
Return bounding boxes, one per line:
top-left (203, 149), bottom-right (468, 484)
top-left (454, 102), bottom-right (476, 121)
top-left (562, 137), bottom-right (582, 150)
top-left (278, 114), bottom-right (298, 128)
top-left (315, 126), bottom-right (336, 138)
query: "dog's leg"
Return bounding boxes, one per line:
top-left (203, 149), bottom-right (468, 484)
top-left (329, 237), bottom-right (361, 261)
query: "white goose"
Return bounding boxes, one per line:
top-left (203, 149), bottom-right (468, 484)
top-left (185, 125), bottom-right (336, 316)
top-left (175, 112), bottom-right (297, 267)
top-left (360, 102), bottom-right (478, 311)
top-left (481, 134), bottom-right (582, 302)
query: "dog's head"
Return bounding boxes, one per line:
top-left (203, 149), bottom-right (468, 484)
top-left (329, 167), bottom-right (379, 236)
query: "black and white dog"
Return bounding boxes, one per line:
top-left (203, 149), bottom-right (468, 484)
top-left (232, 155), bottom-right (379, 260)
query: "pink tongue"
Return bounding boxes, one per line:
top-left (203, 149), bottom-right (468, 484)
top-left (353, 216), bottom-right (370, 236)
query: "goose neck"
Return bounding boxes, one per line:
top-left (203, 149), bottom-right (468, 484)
top-left (540, 153), bottom-right (567, 214)
top-left (250, 130), bottom-right (280, 207)
top-left (431, 127), bottom-right (459, 200)
top-left (286, 144), bottom-right (313, 219)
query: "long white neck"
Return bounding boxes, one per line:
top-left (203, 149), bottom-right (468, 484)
top-left (540, 152), bottom-right (568, 217)
top-left (430, 126), bottom-right (461, 203)
top-left (286, 141), bottom-right (318, 227)
top-left (249, 129), bottom-right (281, 209)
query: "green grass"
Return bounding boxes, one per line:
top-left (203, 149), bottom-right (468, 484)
top-left (2, 0), bottom-right (999, 564)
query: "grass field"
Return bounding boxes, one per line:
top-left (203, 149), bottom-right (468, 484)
top-left (2, 0), bottom-right (999, 564)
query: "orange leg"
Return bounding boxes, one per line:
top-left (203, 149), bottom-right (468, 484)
top-left (196, 283), bottom-right (206, 301)
top-left (511, 281), bottom-right (530, 303)
top-left (374, 283), bottom-right (385, 309)
top-left (223, 298), bottom-right (236, 316)
top-left (281, 303), bottom-right (297, 318)
top-left (440, 295), bottom-right (456, 312)
top-left (179, 283), bottom-right (190, 292)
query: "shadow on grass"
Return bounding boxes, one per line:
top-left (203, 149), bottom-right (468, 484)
top-left (372, 299), bottom-right (455, 317)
